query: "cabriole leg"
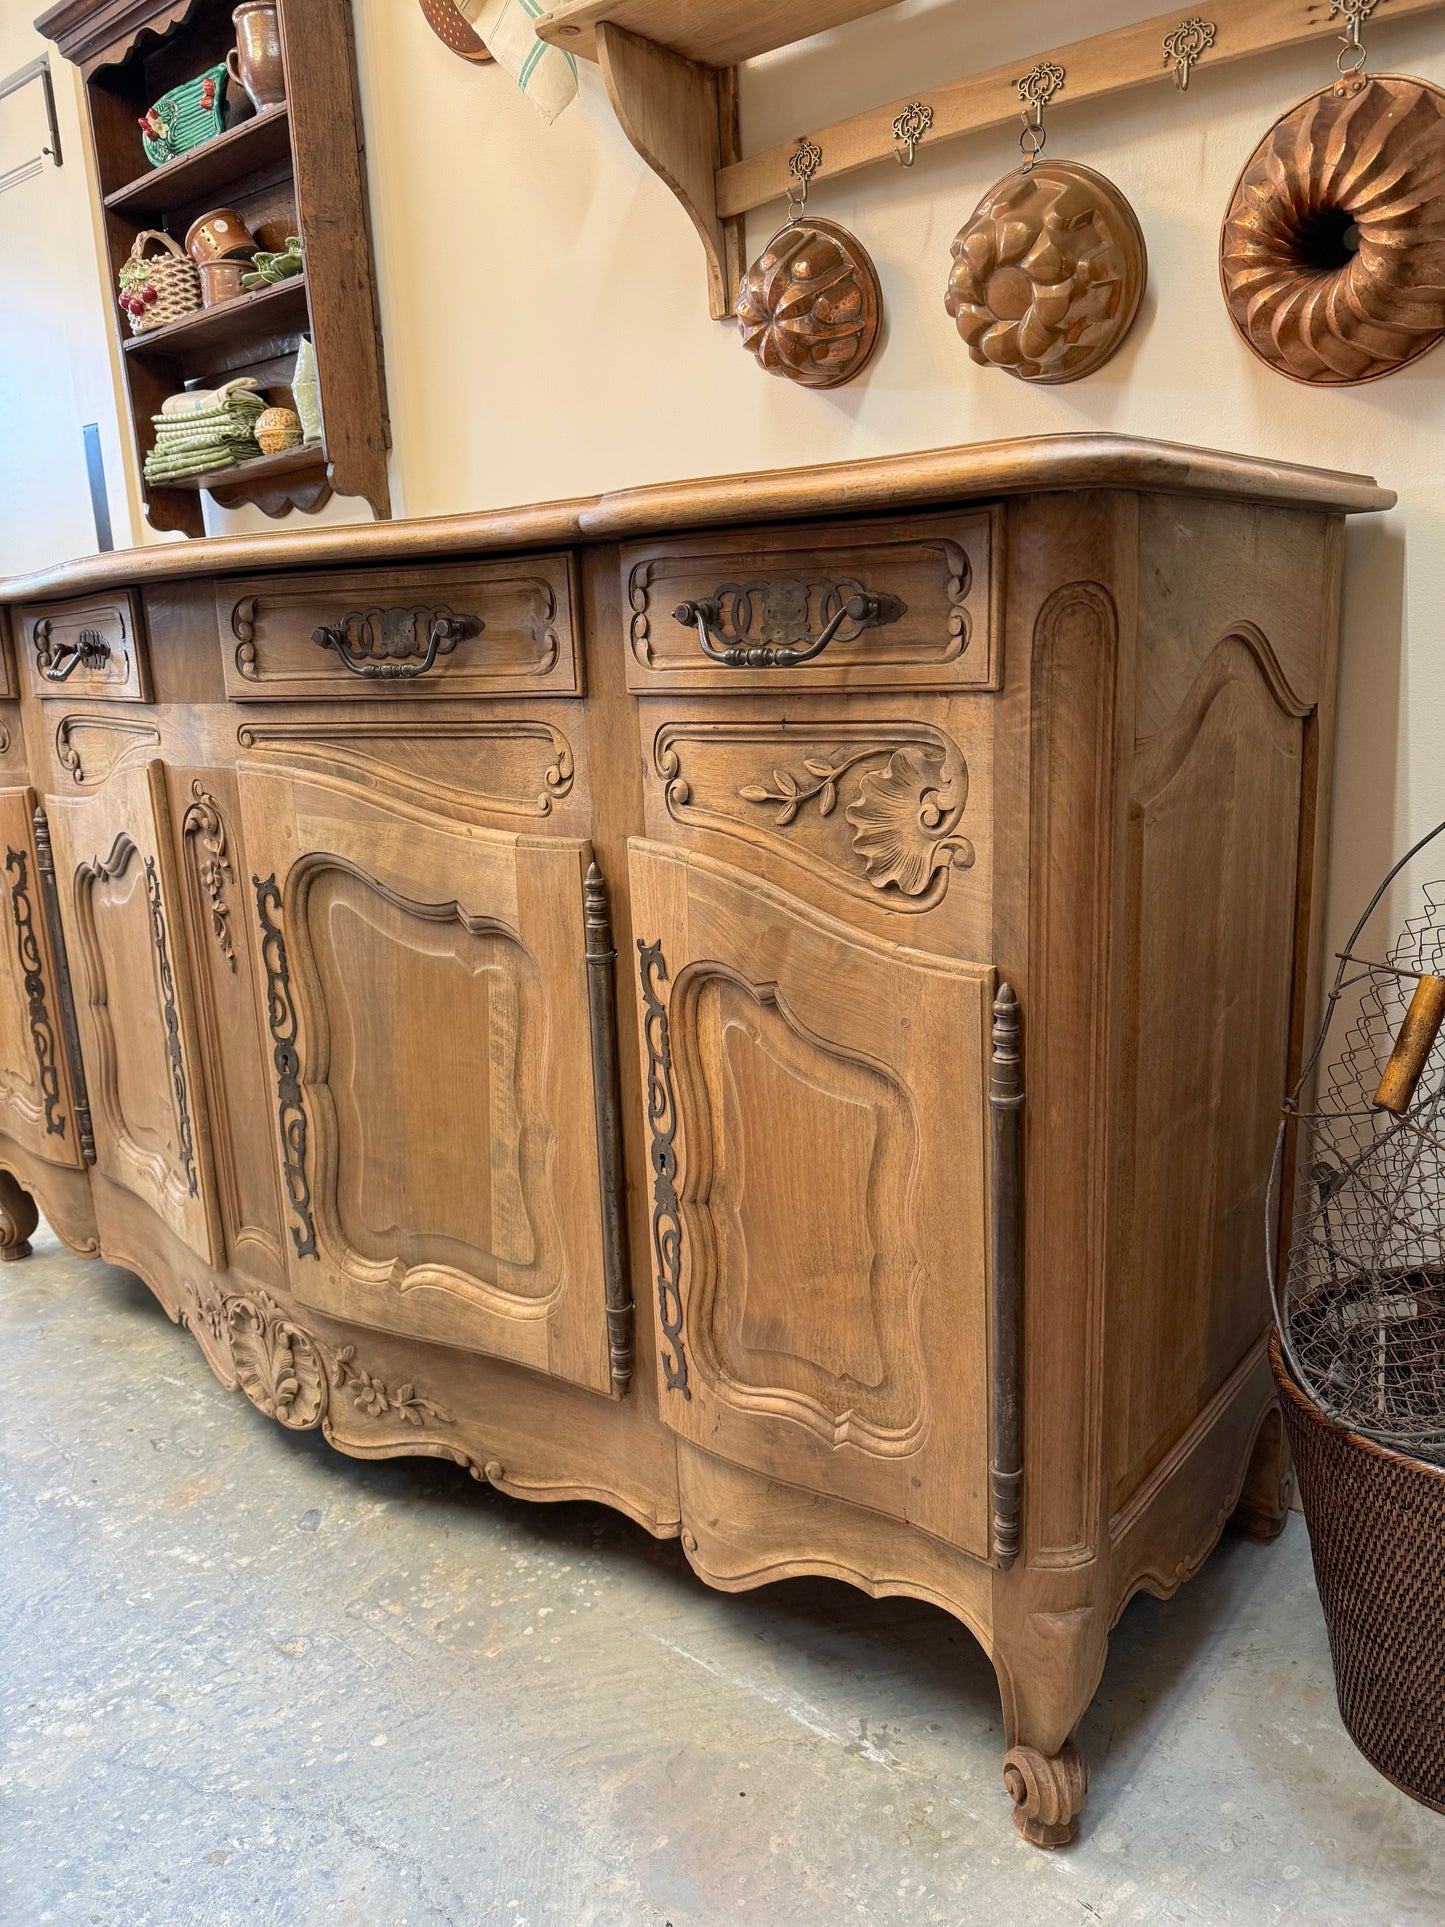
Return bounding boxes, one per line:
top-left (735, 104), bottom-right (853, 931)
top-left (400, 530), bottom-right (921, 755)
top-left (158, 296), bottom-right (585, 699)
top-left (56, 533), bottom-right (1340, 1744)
top-left (0, 1170), bottom-right (39, 1262)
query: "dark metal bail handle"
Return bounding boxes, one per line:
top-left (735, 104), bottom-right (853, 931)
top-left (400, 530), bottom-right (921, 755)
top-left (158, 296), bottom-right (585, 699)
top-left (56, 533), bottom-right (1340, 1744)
top-left (37, 625), bottom-right (111, 683)
top-left (310, 610), bottom-right (485, 680)
top-left (672, 585), bottom-right (906, 669)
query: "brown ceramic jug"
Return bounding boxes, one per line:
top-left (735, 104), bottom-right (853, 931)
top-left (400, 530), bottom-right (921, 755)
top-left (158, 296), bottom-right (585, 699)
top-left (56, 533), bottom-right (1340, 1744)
top-left (227, 2), bottom-right (285, 111)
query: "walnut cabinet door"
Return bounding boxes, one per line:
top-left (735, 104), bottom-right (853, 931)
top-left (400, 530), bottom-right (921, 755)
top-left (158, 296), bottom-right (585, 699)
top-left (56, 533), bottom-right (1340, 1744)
top-left (629, 839), bottom-right (995, 1555)
top-left (46, 762), bottom-right (221, 1262)
top-left (236, 767), bottom-right (621, 1396)
top-left (0, 786), bottom-right (87, 1172)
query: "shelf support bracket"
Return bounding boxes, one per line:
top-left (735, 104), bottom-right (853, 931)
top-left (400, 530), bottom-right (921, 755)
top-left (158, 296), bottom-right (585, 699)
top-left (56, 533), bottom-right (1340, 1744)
top-left (595, 22), bottom-right (743, 322)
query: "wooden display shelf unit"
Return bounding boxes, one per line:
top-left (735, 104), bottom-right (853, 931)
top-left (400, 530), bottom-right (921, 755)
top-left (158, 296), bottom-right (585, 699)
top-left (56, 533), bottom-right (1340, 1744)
top-left (534, 0), bottom-right (1445, 320)
top-left (38, 0), bottom-right (390, 534)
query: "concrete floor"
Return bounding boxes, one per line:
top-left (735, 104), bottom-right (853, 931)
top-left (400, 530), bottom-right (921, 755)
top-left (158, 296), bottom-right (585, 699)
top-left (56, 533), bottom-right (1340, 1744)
top-left (2, 1227), bottom-right (1443, 1927)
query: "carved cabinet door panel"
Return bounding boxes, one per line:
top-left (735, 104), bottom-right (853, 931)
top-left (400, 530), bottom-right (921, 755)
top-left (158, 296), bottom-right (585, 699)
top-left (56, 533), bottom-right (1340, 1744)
top-left (46, 762), bottom-right (221, 1261)
top-left (236, 768), bottom-right (617, 1396)
top-left (0, 786), bottom-right (86, 1171)
top-left (629, 839), bottom-right (994, 1554)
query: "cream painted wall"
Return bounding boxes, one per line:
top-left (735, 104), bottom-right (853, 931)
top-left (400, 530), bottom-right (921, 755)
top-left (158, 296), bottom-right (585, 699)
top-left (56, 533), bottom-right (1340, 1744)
top-left (3, 0), bottom-right (1444, 943)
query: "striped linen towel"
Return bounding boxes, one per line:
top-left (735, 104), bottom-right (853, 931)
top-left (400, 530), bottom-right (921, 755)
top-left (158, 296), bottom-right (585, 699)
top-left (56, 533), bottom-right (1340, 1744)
top-left (466, 0), bottom-right (577, 122)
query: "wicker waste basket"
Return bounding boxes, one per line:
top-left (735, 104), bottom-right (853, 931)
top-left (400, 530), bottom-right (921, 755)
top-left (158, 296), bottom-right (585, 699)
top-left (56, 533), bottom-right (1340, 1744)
top-left (1272, 1331), bottom-right (1445, 1812)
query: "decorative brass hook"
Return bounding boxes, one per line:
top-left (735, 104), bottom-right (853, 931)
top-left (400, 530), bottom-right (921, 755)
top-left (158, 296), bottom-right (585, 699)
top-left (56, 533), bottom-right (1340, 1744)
top-left (1329, 0), bottom-right (1381, 92)
top-left (892, 101), bottom-right (933, 166)
top-left (786, 137), bottom-right (822, 223)
top-left (1015, 61), bottom-right (1064, 172)
top-left (1162, 17), bottom-right (1216, 91)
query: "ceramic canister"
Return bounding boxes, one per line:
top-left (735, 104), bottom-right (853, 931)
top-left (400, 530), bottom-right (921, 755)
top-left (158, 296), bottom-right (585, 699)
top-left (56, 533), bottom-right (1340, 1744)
top-left (185, 208), bottom-right (258, 262)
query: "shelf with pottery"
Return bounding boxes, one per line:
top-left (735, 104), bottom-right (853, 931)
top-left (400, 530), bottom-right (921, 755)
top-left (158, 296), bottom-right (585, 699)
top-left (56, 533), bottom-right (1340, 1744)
top-left (534, 0), bottom-right (1445, 320)
top-left (102, 102), bottom-right (291, 219)
top-left (121, 271), bottom-right (307, 359)
top-left (38, 0), bottom-right (390, 535)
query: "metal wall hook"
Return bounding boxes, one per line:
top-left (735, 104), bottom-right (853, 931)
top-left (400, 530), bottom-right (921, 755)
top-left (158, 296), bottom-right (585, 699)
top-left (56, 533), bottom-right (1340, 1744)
top-left (892, 101), bottom-right (933, 166)
top-left (1162, 17), bottom-right (1216, 91)
top-left (785, 137), bottom-right (823, 223)
top-left (1015, 61), bottom-right (1064, 172)
top-left (1330, 0), bottom-right (1381, 91)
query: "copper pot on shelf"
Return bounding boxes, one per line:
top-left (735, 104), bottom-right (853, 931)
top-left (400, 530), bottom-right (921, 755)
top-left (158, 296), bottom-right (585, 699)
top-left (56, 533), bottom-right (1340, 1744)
top-left (228, 2), bottom-right (285, 111)
top-left (197, 259), bottom-right (248, 307)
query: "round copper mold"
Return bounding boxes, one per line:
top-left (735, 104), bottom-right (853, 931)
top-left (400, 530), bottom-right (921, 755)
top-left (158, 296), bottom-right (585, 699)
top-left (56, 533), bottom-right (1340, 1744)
top-left (945, 159), bottom-right (1147, 384)
top-left (735, 217), bottom-right (883, 390)
top-left (1220, 76), bottom-right (1445, 385)
top-left (418, 0), bottom-right (492, 62)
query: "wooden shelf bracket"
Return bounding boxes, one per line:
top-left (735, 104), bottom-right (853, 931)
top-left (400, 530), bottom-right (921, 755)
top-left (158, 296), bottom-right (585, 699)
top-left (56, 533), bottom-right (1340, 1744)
top-left (595, 21), bottom-right (743, 322)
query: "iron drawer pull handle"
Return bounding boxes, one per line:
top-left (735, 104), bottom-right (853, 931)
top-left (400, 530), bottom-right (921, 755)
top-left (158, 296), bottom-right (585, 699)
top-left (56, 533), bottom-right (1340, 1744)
top-left (39, 629), bottom-right (111, 683)
top-left (310, 610), bottom-right (485, 681)
top-left (672, 578), bottom-right (906, 669)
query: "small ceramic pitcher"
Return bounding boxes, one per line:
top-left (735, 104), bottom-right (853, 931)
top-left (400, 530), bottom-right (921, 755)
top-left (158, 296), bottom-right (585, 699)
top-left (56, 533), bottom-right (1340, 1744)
top-left (227, 2), bottom-right (285, 111)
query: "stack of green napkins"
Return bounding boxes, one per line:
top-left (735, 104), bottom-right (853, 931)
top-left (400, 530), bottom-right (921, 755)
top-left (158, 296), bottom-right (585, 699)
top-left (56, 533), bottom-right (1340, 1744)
top-left (144, 378), bottom-right (267, 483)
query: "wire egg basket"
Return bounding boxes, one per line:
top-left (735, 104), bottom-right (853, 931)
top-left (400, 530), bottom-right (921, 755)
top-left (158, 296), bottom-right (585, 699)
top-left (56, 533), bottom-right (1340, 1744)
top-left (1269, 820), bottom-right (1445, 1462)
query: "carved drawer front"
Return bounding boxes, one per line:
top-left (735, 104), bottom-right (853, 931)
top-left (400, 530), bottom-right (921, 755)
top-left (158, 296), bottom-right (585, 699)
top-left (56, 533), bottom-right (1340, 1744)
top-left (47, 761), bottom-right (222, 1265)
top-left (217, 555), bottom-right (581, 701)
top-left (0, 786), bottom-right (87, 1172)
top-left (235, 767), bottom-right (627, 1397)
top-left (17, 591), bottom-right (150, 703)
top-left (629, 839), bottom-right (994, 1555)
top-left (622, 508), bottom-right (998, 694)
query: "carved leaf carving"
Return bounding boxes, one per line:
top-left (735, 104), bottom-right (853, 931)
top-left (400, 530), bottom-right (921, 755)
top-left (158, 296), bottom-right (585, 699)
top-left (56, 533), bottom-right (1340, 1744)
top-left (845, 746), bottom-right (975, 897)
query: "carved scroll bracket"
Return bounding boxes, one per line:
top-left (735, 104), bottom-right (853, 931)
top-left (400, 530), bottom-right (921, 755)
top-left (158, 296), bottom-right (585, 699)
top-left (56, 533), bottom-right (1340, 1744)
top-left (183, 783), bottom-right (236, 970)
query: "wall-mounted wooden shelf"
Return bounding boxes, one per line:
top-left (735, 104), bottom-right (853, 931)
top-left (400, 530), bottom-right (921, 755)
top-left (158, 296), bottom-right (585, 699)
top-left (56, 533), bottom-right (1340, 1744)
top-left (536, 0), bottom-right (1445, 319)
top-left (38, 0), bottom-right (390, 536)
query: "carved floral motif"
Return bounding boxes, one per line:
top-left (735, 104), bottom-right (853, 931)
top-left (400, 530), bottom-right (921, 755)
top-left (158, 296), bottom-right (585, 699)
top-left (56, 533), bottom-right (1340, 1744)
top-left (738, 742), bottom-right (974, 898)
top-left (183, 1280), bottom-right (455, 1434)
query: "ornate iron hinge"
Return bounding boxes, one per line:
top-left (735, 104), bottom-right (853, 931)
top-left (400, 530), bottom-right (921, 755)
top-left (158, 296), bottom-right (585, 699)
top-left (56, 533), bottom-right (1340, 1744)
top-left (672, 576), bottom-right (906, 668)
top-left (30, 806), bottom-right (95, 1165)
top-left (253, 874), bottom-right (317, 1259)
top-left (144, 856), bottom-right (198, 1199)
top-left (989, 982), bottom-right (1025, 1569)
top-left (637, 937), bottom-right (688, 1397)
top-left (584, 863), bottom-right (633, 1395)
top-left (311, 606), bottom-right (484, 681)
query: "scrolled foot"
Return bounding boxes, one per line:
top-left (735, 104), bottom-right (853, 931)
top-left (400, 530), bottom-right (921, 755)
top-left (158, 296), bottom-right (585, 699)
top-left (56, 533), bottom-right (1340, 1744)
top-left (1002, 1740), bottom-right (1089, 1848)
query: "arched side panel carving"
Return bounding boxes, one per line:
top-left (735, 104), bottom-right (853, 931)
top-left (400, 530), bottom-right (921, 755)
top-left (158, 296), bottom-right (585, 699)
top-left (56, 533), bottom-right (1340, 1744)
top-left (1110, 630), bottom-right (1309, 1517)
top-left (1026, 581), bottom-right (1118, 1566)
top-left (629, 837), bottom-right (994, 1557)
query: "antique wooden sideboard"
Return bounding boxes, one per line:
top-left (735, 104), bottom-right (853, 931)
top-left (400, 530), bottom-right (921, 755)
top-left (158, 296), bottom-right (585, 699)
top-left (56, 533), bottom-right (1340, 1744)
top-left (0, 436), bottom-right (1390, 1845)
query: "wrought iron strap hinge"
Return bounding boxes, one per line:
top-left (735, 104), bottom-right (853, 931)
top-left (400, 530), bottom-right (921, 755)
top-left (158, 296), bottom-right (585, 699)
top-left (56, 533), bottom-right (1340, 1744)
top-left (989, 982), bottom-right (1025, 1570)
top-left (253, 874), bottom-right (318, 1259)
top-left (584, 862), bottom-right (633, 1396)
top-left (672, 576), bottom-right (906, 668)
top-left (5, 842), bottom-right (66, 1142)
top-left (144, 857), bottom-right (198, 1199)
top-left (311, 605), bottom-right (484, 680)
top-left (30, 807), bottom-right (95, 1164)
top-left (637, 936), bottom-right (689, 1398)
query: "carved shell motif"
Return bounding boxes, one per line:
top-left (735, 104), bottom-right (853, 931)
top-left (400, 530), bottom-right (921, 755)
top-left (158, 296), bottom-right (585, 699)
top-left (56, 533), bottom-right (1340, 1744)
top-left (1220, 77), bottom-right (1445, 385)
top-left (736, 218), bottom-right (883, 389)
top-left (228, 1291), bottom-right (326, 1428)
top-left (945, 160), bottom-right (1147, 383)
top-left (844, 745), bottom-right (974, 896)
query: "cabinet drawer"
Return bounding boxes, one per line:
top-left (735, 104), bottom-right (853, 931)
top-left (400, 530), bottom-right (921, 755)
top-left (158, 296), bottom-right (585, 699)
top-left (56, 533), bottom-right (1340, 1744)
top-left (623, 508), bottom-right (999, 695)
top-left (217, 554), bottom-right (582, 701)
top-left (16, 591), bottom-right (150, 704)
